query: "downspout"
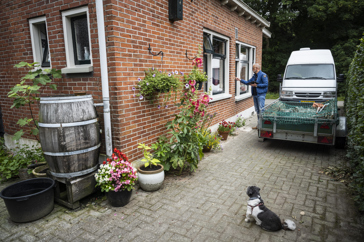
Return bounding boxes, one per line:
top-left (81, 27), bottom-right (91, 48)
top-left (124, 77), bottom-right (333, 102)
top-left (95, 0), bottom-right (113, 157)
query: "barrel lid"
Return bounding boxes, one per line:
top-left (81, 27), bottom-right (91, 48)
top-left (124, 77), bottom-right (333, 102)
top-left (40, 95), bottom-right (93, 103)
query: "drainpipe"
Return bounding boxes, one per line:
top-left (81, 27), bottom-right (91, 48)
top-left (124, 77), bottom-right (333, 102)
top-left (95, 0), bottom-right (113, 157)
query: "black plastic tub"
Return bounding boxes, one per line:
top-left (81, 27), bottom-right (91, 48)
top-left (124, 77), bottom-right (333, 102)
top-left (0, 178), bottom-right (55, 223)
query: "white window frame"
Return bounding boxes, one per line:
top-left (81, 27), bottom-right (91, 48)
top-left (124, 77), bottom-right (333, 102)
top-left (61, 6), bottom-right (93, 74)
top-left (29, 16), bottom-right (51, 69)
top-left (203, 29), bottom-right (231, 103)
top-left (235, 41), bottom-right (256, 102)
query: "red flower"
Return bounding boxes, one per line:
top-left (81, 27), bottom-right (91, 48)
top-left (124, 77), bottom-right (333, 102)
top-left (103, 161), bottom-right (106, 165)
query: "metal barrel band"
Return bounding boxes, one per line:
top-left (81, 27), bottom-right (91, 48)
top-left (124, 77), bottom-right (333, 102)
top-left (40, 95), bottom-right (93, 104)
top-left (38, 118), bottom-right (98, 128)
top-left (50, 165), bottom-right (98, 178)
top-left (43, 143), bottom-right (101, 157)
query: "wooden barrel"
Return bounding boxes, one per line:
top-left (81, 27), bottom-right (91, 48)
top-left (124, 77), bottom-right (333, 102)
top-left (38, 95), bottom-right (100, 179)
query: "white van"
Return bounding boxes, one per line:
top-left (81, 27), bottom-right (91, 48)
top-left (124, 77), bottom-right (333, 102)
top-left (278, 48), bottom-right (344, 101)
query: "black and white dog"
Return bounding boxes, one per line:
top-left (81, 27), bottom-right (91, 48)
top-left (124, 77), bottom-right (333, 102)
top-left (245, 186), bottom-right (296, 231)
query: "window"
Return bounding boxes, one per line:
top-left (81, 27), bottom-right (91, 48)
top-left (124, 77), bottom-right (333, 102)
top-left (203, 30), bottom-right (231, 101)
top-left (62, 6), bottom-right (93, 74)
top-left (235, 42), bottom-right (256, 101)
top-left (29, 17), bottom-right (50, 68)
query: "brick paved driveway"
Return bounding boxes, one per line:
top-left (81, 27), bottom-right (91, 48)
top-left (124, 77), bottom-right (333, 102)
top-left (1, 115), bottom-right (363, 242)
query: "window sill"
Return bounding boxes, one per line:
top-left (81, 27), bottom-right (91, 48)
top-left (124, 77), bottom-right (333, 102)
top-left (209, 93), bottom-right (232, 103)
top-left (61, 65), bottom-right (93, 74)
top-left (235, 93), bottom-right (252, 102)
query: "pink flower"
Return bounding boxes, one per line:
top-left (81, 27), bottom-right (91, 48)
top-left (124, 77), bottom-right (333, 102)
top-left (191, 87), bottom-right (195, 93)
top-left (192, 58), bottom-right (203, 68)
top-left (200, 94), bottom-right (210, 104)
top-left (189, 80), bottom-right (196, 87)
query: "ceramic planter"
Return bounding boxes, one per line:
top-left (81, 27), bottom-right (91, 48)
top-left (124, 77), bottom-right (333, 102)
top-left (137, 164), bottom-right (164, 192)
top-left (218, 131), bottom-right (229, 140)
top-left (107, 189), bottom-right (132, 207)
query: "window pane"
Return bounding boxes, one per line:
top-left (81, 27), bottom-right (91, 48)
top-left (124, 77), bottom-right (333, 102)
top-left (204, 54), bottom-right (208, 92)
top-left (213, 38), bottom-right (225, 56)
top-left (240, 63), bottom-right (249, 94)
top-left (38, 23), bottom-right (50, 67)
top-left (203, 34), bottom-right (213, 53)
top-left (235, 44), bottom-right (239, 59)
top-left (71, 15), bottom-right (90, 64)
top-left (252, 48), bottom-right (255, 65)
top-left (212, 58), bottom-right (224, 94)
top-left (240, 46), bottom-right (248, 61)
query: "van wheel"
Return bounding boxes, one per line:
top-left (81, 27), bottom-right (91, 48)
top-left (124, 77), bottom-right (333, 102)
top-left (335, 137), bottom-right (346, 149)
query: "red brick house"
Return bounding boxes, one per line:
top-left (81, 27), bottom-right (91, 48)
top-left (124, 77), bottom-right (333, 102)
top-left (0, 0), bottom-right (271, 161)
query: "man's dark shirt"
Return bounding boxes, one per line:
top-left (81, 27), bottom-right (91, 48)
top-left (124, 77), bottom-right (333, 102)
top-left (252, 73), bottom-right (257, 96)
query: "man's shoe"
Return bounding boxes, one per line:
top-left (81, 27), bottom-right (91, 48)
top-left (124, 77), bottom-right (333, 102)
top-left (252, 126), bottom-right (257, 129)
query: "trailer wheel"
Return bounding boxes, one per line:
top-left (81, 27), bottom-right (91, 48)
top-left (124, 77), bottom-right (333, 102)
top-left (335, 137), bottom-right (346, 149)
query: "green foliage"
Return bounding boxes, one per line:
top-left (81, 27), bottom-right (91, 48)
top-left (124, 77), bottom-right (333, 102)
top-left (265, 92), bottom-right (280, 100)
top-left (345, 36), bottom-right (364, 211)
top-left (244, 0), bottom-right (364, 96)
top-left (235, 115), bottom-right (246, 128)
top-left (151, 136), bottom-right (171, 165)
top-left (8, 62), bottom-right (61, 141)
top-left (0, 141), bottom-right (46, 183)
top-left (200, 129), bottom-right (222, 151)
top-left (135, 68), bottom-right (182, 105)
top-left (138, 143), bottom-right (160, 168)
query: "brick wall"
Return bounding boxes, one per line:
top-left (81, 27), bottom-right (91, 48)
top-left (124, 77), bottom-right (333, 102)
top-left (0, 0), bottom-right (263, 161)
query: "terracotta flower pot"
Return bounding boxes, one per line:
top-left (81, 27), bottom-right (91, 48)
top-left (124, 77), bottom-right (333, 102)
top-left (218, 130), bottom-right (229, 140)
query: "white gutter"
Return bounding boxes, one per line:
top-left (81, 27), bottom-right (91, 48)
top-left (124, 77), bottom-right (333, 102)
top-left (262, 28), bottom-right (272, 38)
top-left (96, 0), bottom-right (113, 157)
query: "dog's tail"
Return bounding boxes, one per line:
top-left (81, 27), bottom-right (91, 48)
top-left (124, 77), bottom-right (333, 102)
top-left (282, 219), bottom-right (296, 231)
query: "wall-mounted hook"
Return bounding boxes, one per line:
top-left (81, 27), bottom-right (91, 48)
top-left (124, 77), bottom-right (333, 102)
top-left (185, 50), bottom-right (197, 61)
top-left (148, 44), bottom-right (164, 70)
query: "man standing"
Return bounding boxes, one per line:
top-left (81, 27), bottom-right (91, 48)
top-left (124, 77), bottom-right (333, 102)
top-left (235, 63), bottom-right (268, 129)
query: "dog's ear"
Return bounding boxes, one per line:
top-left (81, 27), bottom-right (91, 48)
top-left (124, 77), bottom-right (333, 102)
top-left (257, 187), bottom-right (261, 192)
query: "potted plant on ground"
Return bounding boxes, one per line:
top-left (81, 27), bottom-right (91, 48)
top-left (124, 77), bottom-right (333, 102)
top-left (217, 120), bottom-right (235, 140)
top-left (137, 143), bottom-right (164, 192)
top-left (201, 129), bottom-right (223, 152)
top-left (95, 148), bottom-right (137, 207)
top-left (235, 114), bottom-right (246, 128)
top-left (134, 68), bottom-right (182, 106)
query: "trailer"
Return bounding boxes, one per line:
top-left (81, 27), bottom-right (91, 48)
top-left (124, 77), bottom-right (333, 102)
top-left (258, 99), bottom-right (346, 148)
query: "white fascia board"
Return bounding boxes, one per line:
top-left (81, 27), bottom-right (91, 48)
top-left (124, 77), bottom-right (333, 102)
top-left (233, 0), bottom-right (270, 28)
top-left (262, 27), bottom-right (272, 38)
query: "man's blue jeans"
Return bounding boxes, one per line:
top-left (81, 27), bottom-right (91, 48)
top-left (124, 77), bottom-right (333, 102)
top-left (253, 94), bottom-right (266, 115)
top-left (253, 94), bottom-right (266, 127)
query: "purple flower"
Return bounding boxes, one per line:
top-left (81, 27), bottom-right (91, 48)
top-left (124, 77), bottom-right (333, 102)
top-left (185, 84), bottom-right (189, 89)
top-left (152, 67), bottom-right (155, 70)
top-left (175, 70), bottom-right (178, 74)
top-left (146, 83), bottom-right (149, 86)
top-left (159, 71), bottom-right (162, 73)
top-left (139, 95), bottom-right (144, 100)
top-left (165, 105), bottom-right (168, 108)
top-left (168, 73), bottom-right (171, 77)
top-left (133, 94), bottom-right (135, 97)
top-left (153, 74), bottom-right (156, 77)
top-left (158, 105), bottom-right (161, 109)
top-left (180, 72), bottom-right (184, 76)
top-left (138, 78), bottom-right (141, 81)
top-left (132, 87), bottom-right (136, 91)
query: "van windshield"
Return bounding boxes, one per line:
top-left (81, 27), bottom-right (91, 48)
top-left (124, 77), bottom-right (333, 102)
top-left (285, 64), bottom-right (335, 80)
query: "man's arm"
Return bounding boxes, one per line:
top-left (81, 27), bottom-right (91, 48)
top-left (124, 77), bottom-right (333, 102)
top-left (237, 75), bottom-right (256, 85)
top-left (257, 74), bottom-right (268, 88)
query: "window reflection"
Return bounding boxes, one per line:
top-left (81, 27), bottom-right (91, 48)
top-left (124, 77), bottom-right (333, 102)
top-left (212, 58), bottom-right (224, 94)
top-left (71, 15), bottom-right (90, 65)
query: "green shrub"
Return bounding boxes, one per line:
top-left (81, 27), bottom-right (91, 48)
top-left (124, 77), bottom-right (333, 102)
top-left (0, 141), bottom-right (46, 183)
top-left (346, 36), bottom-right (364, 211)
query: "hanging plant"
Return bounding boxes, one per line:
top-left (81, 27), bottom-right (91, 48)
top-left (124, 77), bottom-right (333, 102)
top-left (134, 68), bottom-right (182, 105)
